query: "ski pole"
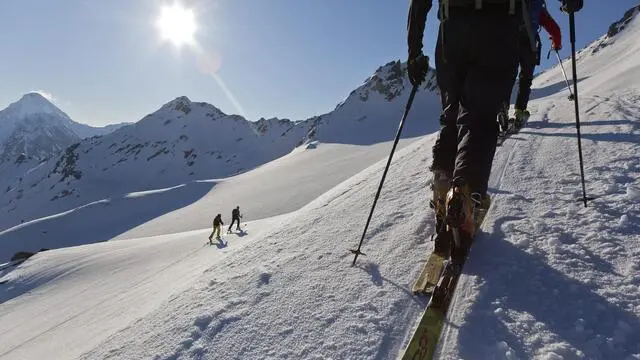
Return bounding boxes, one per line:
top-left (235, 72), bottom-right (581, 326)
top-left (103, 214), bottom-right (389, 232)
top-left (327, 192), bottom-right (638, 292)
top-left (554, 49), bottom-right (575, 101)
top-left (350, 85), bottom-right (419, 266)
top-left (568, 12), bottom-right (590, 207)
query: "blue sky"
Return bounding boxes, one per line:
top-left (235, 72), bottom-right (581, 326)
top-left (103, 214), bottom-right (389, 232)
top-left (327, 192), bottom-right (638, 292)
top-left (0, 0), bottom-right (638, 126)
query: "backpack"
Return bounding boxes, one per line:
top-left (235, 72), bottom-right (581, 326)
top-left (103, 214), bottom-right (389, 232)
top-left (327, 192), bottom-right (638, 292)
top-left (438, 0), bottom-right (538, 52)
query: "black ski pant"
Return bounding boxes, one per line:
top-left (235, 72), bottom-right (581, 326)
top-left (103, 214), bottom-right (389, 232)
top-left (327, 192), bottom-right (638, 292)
top-left (514, 33), bottom-right (537, 111)
top-left (431, 7), bottom-right (520, 195)
top-left (228, 217), bottom-right (240, 231)
top-left (431, 82), bottom-right (459, 175)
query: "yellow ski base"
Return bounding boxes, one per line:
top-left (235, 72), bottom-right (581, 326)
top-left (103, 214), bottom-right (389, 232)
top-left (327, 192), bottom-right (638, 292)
top-left (399, 307), bottom-right (445, 360)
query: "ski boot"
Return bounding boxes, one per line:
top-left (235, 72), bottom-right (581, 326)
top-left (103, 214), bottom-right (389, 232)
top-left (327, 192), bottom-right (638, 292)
top-left (445, 181), bottom-right (476, 265)
top-left (430, 169), bottom-right (452, 257)
top-left (497, 108), bottom-right (510, 134)
top-left (512, 108), bottom-right (530, 131)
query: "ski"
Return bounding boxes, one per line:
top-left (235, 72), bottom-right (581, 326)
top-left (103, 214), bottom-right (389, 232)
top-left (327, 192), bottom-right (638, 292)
top-left (411, 252), bottom-right (446, 295)
top-left (413, 199), bottom-right (450, 295)
top-left (401, 207), bottom-right (490, 360)
top-left (401, 259), bottom-right (464, 360)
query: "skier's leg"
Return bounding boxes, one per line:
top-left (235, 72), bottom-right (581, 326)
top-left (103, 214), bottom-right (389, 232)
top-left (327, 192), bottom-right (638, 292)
top-left (514, 39), bottom-right (535, 113)
top-left (514, 39), bottom-right (535, 128)
top-left (433, 25), bottom-right (464, 178)
top-left (452, 13), bottom-right (519, 196)
top-left (431, 25), bottom-right (466, 256)
top-left (446, 9), bottom-right (519, 262)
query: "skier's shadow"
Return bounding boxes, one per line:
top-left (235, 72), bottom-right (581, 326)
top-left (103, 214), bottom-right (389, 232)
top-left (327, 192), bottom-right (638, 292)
top-left (214, 239), bottom-right (227, 249)
top-left (456, 217), bottom-right (640, 359)
top-left (226, 229), bottom-right (248, 238)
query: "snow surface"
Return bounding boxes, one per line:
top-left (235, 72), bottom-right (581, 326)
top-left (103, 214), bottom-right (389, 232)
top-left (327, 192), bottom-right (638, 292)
top-left (0, 139), bottom-right (419, 262)
top-left (1, 7), bottom-right (640, 360)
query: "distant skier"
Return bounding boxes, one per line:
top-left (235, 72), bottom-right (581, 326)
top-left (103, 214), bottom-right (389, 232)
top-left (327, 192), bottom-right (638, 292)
top-left (499, 2), bottom-right (562, 132)
top-left (209, 214), bottom-right (224, 244)
top-left (227, 206), bottom-right (242, 233)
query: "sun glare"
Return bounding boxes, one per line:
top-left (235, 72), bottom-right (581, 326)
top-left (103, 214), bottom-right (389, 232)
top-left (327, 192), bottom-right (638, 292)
top-left (156, 3), bottom-right (197, 47)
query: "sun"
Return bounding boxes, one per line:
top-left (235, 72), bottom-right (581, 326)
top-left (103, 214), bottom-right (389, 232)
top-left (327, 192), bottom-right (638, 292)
top-left (156, 3), bottom-right (197, 47)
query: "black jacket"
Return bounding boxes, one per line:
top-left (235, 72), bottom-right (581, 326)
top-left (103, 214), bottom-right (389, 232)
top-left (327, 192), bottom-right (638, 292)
top-left (213, 215), bottom-right (223, 227)
top-left (232, 208), bottom-right (240, 219)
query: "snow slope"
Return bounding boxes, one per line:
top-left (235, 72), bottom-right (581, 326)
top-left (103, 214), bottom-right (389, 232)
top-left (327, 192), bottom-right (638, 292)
top-left (0, 215), bottom-right (287, 360)
top-left (3, 76), bottom-right (637, 358)
top-left (1, 6), bottom-right (640, 360)
top-left (0, 139), bottom-right (420, 261)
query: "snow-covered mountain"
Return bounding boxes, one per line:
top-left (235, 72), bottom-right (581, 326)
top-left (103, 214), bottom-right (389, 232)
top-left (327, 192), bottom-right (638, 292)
top-left (0, 61), bottom-right (440, 232)
top-left (0, 93), bottom-right (80, 163)
top-left (1, 5), bottom-right (640, 360)
top-left (0, 93), bottom-right (128, 164)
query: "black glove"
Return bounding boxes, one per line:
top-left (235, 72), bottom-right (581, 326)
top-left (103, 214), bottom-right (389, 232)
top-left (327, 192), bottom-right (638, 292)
top-left (560, 0), bottom-right (582, 13)
top-left (407, 53), bottom-right (429, 86)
